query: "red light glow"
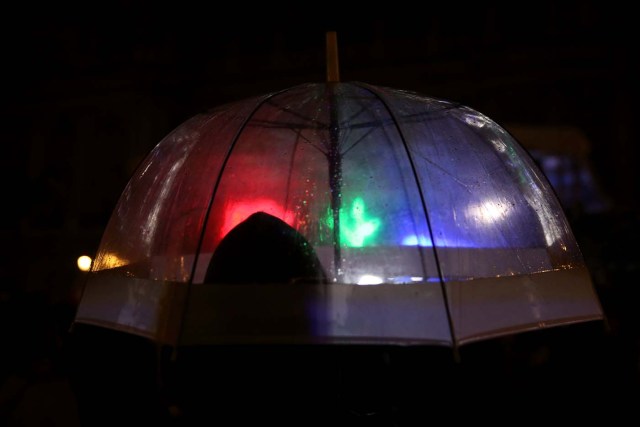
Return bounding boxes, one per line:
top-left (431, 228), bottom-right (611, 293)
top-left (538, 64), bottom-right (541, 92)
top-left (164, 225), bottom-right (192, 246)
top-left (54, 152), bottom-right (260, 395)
top-left (220, 198), bottom-right (296, 239)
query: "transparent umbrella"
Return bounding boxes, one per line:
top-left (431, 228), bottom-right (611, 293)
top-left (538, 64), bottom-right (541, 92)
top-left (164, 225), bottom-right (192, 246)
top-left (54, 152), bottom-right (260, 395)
top-left (73, 41), bottom-right (603, 353)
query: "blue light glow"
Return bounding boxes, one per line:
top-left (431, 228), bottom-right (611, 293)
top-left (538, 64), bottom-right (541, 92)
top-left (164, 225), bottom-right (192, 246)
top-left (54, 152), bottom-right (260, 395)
top-left (402, 234), bottom-right (433, 246)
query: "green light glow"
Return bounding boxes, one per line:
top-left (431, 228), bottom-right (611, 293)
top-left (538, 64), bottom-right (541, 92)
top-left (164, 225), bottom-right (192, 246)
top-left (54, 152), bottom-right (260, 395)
top-left (325, 197), bottom-right (381, 247)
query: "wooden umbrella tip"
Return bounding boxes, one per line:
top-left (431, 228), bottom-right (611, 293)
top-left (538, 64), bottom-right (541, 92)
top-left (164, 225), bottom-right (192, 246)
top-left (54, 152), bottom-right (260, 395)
top-left (326, 31), bottom-right (340, 83)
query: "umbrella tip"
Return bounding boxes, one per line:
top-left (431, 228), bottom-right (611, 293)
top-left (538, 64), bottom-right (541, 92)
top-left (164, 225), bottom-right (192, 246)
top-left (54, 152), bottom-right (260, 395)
top-left (326, 31), bottom-right (340, 83)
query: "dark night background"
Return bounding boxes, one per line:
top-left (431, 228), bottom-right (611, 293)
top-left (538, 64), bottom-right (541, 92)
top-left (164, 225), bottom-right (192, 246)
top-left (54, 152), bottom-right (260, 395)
top-left (1, 1), bottom-right (639, 425)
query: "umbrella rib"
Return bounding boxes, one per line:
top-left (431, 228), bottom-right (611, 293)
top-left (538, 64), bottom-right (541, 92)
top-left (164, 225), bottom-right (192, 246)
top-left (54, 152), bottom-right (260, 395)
top-left (247, 104), bottom-right (400, 160)
top-left (178, 88), bottom-right (292, 348)
top-left (337, 97), bottom-right (378, 127)
top-left (283, 127), bottom-right (330, 155)
top-left (247, 119), bottom-right (327, 130)
top-left (261, 92), bottom-right (396, 131)
top-left (353, 82), bottom-right (459, 354)
top-left (340, 125), bottom-right (379, 157)
top-left (320, 89), bottom-right (398, 155)
top-left (262, 98), bottom-right (330, 129)
top-left (418, 155), bottom-right (476, 192)
top-left (251, 93), bottom-right (400, 132)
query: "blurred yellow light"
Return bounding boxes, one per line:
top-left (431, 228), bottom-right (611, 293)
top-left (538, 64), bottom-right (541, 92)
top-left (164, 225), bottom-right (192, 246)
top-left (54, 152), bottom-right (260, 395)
top-left (95, 252), bottom-right (128, 270)
top-left (77, 255), bottom-right (92, 272)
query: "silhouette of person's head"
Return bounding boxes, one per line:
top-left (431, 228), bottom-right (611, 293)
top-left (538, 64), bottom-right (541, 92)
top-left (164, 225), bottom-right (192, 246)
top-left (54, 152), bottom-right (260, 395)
top-left (205, 211), bottom-right (327, 284)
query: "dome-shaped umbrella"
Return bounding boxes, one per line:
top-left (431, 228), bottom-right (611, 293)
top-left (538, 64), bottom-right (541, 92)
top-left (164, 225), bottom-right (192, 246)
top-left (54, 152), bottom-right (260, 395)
top-left (73, 37), bottom-right (603, 352)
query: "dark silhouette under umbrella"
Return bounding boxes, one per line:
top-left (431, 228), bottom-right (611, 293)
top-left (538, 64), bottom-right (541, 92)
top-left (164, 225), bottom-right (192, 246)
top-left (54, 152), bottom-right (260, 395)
top-left (205, 211), bottom-right (327, 285)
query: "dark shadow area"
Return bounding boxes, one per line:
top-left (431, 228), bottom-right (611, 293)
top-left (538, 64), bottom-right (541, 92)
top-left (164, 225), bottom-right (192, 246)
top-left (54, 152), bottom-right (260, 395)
top-left (63, 323), bottom-right (166, 427)
top-left (60, 317), bottom-right (640, 426)
top-left (0, 292), bottom-right (80, 426)
top-left (163, 343), bottom-right (458, 426)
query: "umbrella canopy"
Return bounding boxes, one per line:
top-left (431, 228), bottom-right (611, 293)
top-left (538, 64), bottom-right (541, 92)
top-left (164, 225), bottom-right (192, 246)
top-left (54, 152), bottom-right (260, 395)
top-left (73, 81), bottom-right (603, 348)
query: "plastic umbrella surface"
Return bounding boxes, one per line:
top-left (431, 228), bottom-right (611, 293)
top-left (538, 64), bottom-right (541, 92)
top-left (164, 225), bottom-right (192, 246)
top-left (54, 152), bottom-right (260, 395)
top-left (74, 82), bottom-right (603, 348)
